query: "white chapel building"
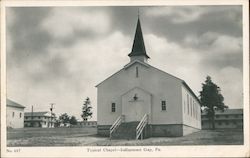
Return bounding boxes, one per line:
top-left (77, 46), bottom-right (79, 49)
top-left (96, 17), bottom-right (201, 139)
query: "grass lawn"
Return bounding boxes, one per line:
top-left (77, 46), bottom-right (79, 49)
top-left (7, 128), bottom-right (243, 146)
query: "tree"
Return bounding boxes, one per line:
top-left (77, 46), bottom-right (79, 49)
top-left (59, 113), bottom-right (70, 126)
top-left (69, 116), bottom-right (78, 125)
top-left (81, 97), bottom-right (93, 121)
top-left (54, 118), bottom-right (61, 127)
top-left (199, 76), bottom-right (228, 129)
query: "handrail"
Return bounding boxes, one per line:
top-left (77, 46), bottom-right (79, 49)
top-left (136, 114), bottom-right (148, 140)
top-left (110, 115), bottom-right (124, 139)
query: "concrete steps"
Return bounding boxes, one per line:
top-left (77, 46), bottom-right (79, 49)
top-left (111, 122), bottom-right (139, 140)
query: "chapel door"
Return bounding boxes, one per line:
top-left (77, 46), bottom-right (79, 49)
top-left (121, 87), bottom-right (151, 122)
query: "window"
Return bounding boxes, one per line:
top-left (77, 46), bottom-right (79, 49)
top-left (161, 100), bottom-right (166, 111)
top-left (225, 121), bottom-right (229, 125)
top-left (225, 115), bottom-right (229, 118)
top-left (218, 122), bottom-right (222, 125)
top-left (38, 116), bottom-right (40, 119)
top-left (12, 112), bottom-right (15, 118)
top-left (20, 113), bottom-right (22, 118)
top-left (216, 115), bottom-right (220, 118)
top-left (187, 94), bottom-right (189, 114)
top-left (111, 103), bottom-right (116, 112)
top-left (25, 116), bottom-right (28, 119)
top-left (234, 115), bottom-right (238, 118)
top-left (136, 67), bottom-right (138, 78)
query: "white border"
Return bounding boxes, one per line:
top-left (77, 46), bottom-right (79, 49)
top-left (1, 0), bottom-right (249, 157)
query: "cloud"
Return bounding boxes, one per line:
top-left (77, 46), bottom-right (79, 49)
top-left (6, 8), bottom-right (52, 70)
top-left (211, 34), bottom-right (242, 54)
top-left (183, 32), bottom-right (242, 53)
top-left (182, 32), bottom-right (243, 70)
top-left (146, 6), bottom-right (207, 23)
top-left (143, 6), bottom-right (242, 46)
top-left (6, 9), bottom-right (16, 53)
top-left (213, 66), bottom-right (243, 108)
top-left (41, 8), bottom-right (111, 39)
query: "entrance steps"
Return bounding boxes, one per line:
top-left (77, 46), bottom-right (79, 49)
top-left (111, 121), bottom-right (139, 139)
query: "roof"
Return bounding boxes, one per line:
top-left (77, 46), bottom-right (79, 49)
top-left (128, 17), bottom-right (150, 59)
top-left (24, 111), bottom-right (55, 117)
top-left (202, 109), bottom-right (243, 115)
top-left (7, 99), bottom-right (25, 108)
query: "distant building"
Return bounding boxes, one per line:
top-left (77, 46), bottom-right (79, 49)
top-left (77, 121), bottom-right (97, 127)
top-left (6, 99), bottom-right (25, 128)
top-left (202, 109), bottom-right (243, 129)
top-left (24, 111), bottom-right (56, 128)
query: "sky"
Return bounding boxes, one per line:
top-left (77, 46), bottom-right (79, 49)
top-left (6, 6), bottom-right (243, 121)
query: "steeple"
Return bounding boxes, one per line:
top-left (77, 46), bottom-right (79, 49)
top-left (128, 14), bottom-right (150, 63)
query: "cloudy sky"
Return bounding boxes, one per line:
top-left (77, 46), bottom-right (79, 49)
top-left (6, 6), bottom-right (243, 121)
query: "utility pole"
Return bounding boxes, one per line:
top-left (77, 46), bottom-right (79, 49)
top-left (50, 103), bottom-right (55, 128)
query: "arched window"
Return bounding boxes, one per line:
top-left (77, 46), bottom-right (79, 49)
top-left (161, 100), bottom-right (166, 111)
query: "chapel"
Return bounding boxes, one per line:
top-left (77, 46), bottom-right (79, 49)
top-left (96, 16), bottom-right (201, 139)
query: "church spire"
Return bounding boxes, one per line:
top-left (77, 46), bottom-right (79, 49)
top-left (128, 13), bottom-right (150, 62)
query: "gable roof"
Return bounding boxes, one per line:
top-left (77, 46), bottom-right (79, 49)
top-left (128, 17), bottom-right (150, 59)
top-left (7, 99), bottom-right (25, 109)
